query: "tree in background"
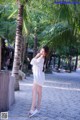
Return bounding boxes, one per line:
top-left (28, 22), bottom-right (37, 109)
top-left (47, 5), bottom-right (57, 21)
top-left (0, 0), bottom-right (80, 87)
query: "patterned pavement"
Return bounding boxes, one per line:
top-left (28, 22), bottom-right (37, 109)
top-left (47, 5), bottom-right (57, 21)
top-left (8, 69), bottom-right (80, 120)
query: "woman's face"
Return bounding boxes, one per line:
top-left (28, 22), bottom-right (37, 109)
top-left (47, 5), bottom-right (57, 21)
top-left (40, 48), bottom-right (46, 57)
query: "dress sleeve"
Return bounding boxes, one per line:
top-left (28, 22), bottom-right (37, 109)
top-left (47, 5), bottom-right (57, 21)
top-left (30, 56), bottom-right (44, 65)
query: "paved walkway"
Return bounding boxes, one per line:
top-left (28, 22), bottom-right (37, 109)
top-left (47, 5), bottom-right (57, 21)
top-left (8, 69), bottom-right (80, 120)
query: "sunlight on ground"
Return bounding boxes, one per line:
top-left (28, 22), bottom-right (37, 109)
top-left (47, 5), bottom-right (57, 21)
top-left (45, 80), bottom-right (71, 85)
top-left (20, 83), bottom-right (80, 92)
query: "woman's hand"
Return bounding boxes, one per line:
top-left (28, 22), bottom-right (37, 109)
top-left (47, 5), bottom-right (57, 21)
top-left (35, 53), bottom-right (42, 58)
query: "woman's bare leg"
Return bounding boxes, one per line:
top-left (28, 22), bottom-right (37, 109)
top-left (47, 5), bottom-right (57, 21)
top-left (37, 85), bottom-right (42, 110)
top-left (30, 84), bottom-right (37, 111)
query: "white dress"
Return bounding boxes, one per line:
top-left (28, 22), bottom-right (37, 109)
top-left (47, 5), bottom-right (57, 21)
top-left (30, 56), bottom-right (45, 86)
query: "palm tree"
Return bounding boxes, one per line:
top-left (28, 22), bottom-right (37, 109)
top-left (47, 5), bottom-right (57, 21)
top-left (12, 1), bottom-right (24, 90)
top-left (0, 0), bottom-right (27, 91)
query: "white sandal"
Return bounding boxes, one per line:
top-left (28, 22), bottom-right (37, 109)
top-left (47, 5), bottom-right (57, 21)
top-left (28, 109), bottom-right (39, 117)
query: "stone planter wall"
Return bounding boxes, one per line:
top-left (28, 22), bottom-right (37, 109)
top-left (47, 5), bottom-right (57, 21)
top-left (0, 71), bottom-right (15, 112)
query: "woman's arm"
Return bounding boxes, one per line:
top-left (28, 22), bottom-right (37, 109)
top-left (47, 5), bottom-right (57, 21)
top-left (30, 54), bottom-right (44, 65)
top-left (34, 53), bottom-right (42, 59)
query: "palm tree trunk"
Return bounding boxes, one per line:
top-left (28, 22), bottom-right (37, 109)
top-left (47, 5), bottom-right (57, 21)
top-left (74, 55), bottom-right (78, 71)
top-left (57, 56), bottom-right (60, 71)
top-left (20, 36), bottom-right (24, 70)
top-left (33, 33), bottom-right (37, 57)
top-left (68, 56), bottom-right (72, 73)
top-left (12, 2), bottom-right (24, 91)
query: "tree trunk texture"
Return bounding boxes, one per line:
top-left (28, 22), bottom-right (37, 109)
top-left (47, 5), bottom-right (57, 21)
top-left (57, 56), bottom-right (60, 71)
top-left (53, 57), bottom-right (56, 68)
top-left (74, 55), bottom-right (78, 71)
top-left (21, 37), bottom-right (28, 71)
top-left (20, 36), bottom-right (24, 70)
top-left (33, 33), bottom-right (37, 57)
top-left (68, 56), bottom-right (72, 73)
top-left (12, 2), bottom-right (24, 91)
top-left (22, 42), bottom-right (28, 73)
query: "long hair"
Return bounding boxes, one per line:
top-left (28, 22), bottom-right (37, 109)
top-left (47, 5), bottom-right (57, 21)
top-left (42, 46), bottom-right (49, 72)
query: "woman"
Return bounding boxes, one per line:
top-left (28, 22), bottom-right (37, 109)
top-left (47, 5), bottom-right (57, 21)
top-left (28, 46), bottom-right (49, 117)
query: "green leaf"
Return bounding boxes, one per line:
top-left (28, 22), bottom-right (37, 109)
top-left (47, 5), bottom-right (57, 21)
top-left (8, 9), bottom-right (17, 19)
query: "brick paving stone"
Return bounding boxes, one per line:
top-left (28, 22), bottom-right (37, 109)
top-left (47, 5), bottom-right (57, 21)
top-left (8, 69), bottom-right (80, 120)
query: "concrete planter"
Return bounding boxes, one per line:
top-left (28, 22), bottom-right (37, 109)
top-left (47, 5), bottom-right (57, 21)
top-left (0, 71), bottom-right (15, 112)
